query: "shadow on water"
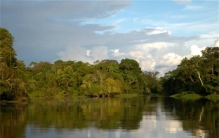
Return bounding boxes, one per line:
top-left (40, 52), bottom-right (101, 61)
top-left (163, 97), bottom-right (219, 138)
top-left (0, 96), bottom-right (218, 138)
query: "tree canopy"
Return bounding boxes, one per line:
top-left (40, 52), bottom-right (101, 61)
top-left (0, 28), bottom-right (27, 100)
top-left (1, 27), bottom-right (218, 101)
top-left (161, 47), bottom-right (219, 95)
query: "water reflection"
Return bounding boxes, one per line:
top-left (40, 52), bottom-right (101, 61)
top-left (0, 97), bottom-right (218, 138)
top-left (163, 98), bottom-right (219, 138)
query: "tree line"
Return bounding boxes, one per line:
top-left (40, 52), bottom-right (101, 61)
top-left (0, 28), bottom-right (161, 101)
top-left (0, 27), bottom-right (218, 101)
top-left (161, 47), bottom-right (219, 96)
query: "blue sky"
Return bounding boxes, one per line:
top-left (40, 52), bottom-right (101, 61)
top-left (1, 0), bottom-right (218, 76)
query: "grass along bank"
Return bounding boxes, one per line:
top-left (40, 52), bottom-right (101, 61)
top-left (170, 93), bottom-right (202, 100)
top-left (170, 93), bottom-right (219, 101)
top-left (204, 94), bottom-right (219, 100)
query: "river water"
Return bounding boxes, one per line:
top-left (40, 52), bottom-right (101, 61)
top-left (0, 96), bottom-right (218, 138)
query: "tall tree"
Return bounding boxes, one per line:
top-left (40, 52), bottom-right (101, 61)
top-left (0, 28), bottom-right (27, 100)
top-left (201, 47), bottom-right (219, 94)
top-left (161, 47), bottom-right (219, 95)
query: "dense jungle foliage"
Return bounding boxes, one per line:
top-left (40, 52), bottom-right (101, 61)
top-left (0, 28), bottom-right (218, 101)
top-left (161, 47), bottom-right (219, 96)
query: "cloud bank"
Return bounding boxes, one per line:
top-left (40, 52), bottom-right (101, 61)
top-left (1, 0), bottom-right (218, 76)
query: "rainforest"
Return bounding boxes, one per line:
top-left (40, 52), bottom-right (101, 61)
top-left (0, 28), bottom-right (219, 102)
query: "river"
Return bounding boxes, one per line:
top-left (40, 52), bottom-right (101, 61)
top-left (0, 96), bottom-right (218, 138)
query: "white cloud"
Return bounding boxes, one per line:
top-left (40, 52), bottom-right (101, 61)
top-left (86, 50), bottom-right (91, 56)
top-left (143, 20), bottom-right (217, 37)
top-left (184, 35), bottom-right (219, 58)
top-left (159, 53), bottom-right (183, 66)
top-left (185, 32), bottom-right (219, 50)
top-left (129, 51), bottom-right (145, 59)
top-left (190, 45), bottom-right (205, 56)
top-left (147, 27), bottom-right (171, 35)
top-left (213, 38), bottom-right (219, 47)
top-left (111, 49), bottom-right (156, 71)
top-left (110, 36), bottom-right (216, 77)
top-left (112, 49), bottom-right (127, 57)
top-left (112, 49), bottom-right (120, 53)
top-left (57, 46), bottom-right (108, 63)
top-left (140, 60), bottom-right (156, 71)
top-left (200, 32), bottom-right (219, 39)
top-left (135, 42), bottom-right (169, 49)
top-left (57, 46), bottom-right (91, 62)
top-left (134, 42), bottom-right (178, 59)
top-left (111, 41), bottom-right (184, 75)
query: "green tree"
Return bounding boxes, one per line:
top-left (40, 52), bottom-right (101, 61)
top-left (0, 28), bottom-right (16, 97)
top-left (144, 71), bottom-right (162, 94)
top-left (119, 58), bottom-right (141, 73)
top-left (119, 58), bottom-right (146, 93)
top-left (56, 66), bottom-right (74, 92)
top-left (201, 47), bottom-right (219, 94)
top-left (161, 47), bottom-right (219, 95)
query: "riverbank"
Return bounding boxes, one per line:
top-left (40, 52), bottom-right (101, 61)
top-left (170, 93), bottom-right (219, 101)
top-left (2, 93), bottom-right (218, 105)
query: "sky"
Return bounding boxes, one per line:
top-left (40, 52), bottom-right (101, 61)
top-left (1, 0), bottom-right (219, 76)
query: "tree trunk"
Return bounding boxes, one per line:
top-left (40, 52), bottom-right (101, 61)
top-left (189, 76), bottom-right (194, 83)
top-left (195, 68), bottom-right (204, 86)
